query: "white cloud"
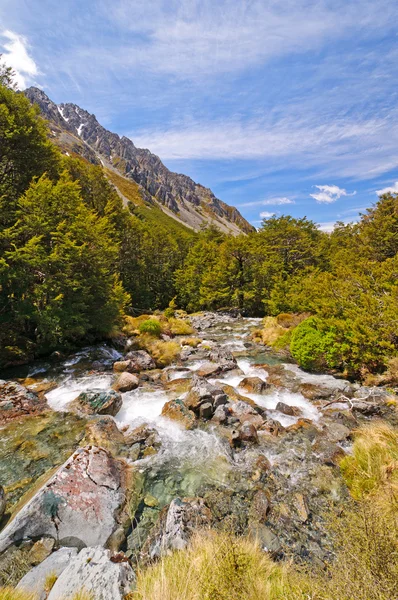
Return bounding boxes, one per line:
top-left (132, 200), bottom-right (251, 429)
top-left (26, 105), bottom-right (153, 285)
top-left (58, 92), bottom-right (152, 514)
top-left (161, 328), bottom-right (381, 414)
top-left (260, 211), bottom-right (275, 219)
top-left (310, 184), bottom-right (356, 203)
top-left (1, 30), bottom-right (38, 89)
top-left (317, 216), bottom-right (360, 232)
top-left (376, 181), bottom-right (398, 195)
top-left (238, 197), bottom-right (295, 208)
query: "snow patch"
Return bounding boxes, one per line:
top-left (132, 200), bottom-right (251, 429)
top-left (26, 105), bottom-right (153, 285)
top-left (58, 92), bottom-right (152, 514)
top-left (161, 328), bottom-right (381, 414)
top-left (77, 123), bottom-right (86, 137)
top-left (57, 106), bottom-right (69, 122)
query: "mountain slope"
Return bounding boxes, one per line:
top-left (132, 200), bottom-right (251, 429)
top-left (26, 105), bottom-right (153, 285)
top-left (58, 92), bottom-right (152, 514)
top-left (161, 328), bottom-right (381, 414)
top-left (24, 87), bottom-right (254, 235)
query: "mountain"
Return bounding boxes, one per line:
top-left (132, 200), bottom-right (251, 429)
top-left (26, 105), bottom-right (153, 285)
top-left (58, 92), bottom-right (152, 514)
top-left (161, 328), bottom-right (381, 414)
top-left (24, 87), bottom-right (254, 235)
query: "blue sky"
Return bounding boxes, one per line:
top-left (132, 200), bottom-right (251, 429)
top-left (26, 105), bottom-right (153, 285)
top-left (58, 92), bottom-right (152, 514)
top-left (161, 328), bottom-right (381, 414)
top-left (1, 0), bottom-right (398, 230)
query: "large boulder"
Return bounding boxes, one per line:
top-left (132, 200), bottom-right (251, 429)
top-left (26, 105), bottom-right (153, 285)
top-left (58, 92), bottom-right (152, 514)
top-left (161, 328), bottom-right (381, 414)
top-left (0, 380), bottom-right (48, 424)
top-left (69, 390), bottom-right (123, 416)
top-left (209, 348), bottom-right (237, 372)
top-left (240, 376), bottom-right (269, 394)
top-left (113, 372), bottom-right (139, 393)
top-left (116, 350), bottom-right (156, 373)
top-left (0, 446), bottom-right (126, 553)
top-left (17, 547), bottom-right (78, 600)
top-left (84, 417), bottom-right (126, 454)
top-left (47, 547), bottom-right (135, 600)
top-left (197, 362), bottom-right (222, 378)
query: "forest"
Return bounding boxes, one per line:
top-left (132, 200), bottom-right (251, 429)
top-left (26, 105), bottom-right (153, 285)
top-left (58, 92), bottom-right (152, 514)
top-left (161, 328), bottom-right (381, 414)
top-left (1, 68), bottom-right (397, 380)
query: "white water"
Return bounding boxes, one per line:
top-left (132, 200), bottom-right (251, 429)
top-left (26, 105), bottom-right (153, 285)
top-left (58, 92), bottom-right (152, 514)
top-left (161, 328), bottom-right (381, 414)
top-left (46, 374), bottom-right (113, 411)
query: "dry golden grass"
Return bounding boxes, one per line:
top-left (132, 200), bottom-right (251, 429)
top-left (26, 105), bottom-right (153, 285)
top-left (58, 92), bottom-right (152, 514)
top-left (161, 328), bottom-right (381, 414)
top-left (180, 337), bottom-right (202, 348)
top-left (147, 340), bottom-right (181, 367)
top-left (167, 318), bottom-right (194, 336)
top-left (44, 572), bottom-right (58, 594)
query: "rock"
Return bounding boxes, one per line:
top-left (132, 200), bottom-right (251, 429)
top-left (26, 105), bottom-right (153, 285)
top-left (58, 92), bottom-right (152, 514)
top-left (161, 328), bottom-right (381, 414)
top-left (293, 493), bottom-right (310, 523)
top-left (249, 489), bottom-right (271, 523)
top-left (123, 424), bottom-right (161, 459)
top-left (248, 523), bottom-right (281, 556)
top-left (184, 376), bottom-right (227, 414)
top-left (0, 485), bottom-right (6, 520)
top-left (313, 439), bottom-right (346, 466)
top-left (142, 498), bottom-right (212, 560)
top-left (17, 547), bottom-right (78, 600)
top-left (70, 390), bottom-right (123, 416)
top-left (209, 348), bottom-right (237, 372)
top-left (0, 380), bottom-right (48, 424)
top-left (221, 384), bottom-right (260, 409)
top-left (28, 537), bottom-right (55, 566)
top-left (275, 401), bottom-right (301, 417)
top-left (124, 350), bottom-right (156, 371)
top-left (199, 402), bottom-right (213, 419)
top-left (46, 547), bottom-right (135, 600)
top-left (240, 421), bottom-right (259, 444)
top-left (197, 362), bottom-right (222, 377)
top-left (161, 399), bottom-right (196, 429)
top-left (84, 417), bottom-right (125, 453)
top-left (0, 446), bottom-right (126, 553)
top-left (113, 372), bottom-right (139, 393)
top-left (299, 383), bottom-right (333, 401)
top-left (212, 404), bottom-right (230, 424)
top-left (113, 360), bottom-right (131, 372)
top-left (25, 380), bottom-right (58, 396)
top-left (240, 377), bottom-right (269, 394)
top-left (324, 422), bottom-right (351, 443)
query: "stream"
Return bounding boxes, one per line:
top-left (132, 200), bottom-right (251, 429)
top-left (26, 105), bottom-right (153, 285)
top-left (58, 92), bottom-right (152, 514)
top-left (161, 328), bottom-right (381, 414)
top-left (1, 313), bottom-right (393, 566)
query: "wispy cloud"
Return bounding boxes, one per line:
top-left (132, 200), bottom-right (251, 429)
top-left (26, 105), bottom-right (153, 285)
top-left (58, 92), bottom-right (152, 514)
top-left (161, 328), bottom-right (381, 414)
top-left (238, 197), bottom-right (295, 208)
top-left (310, 184), bottom-right (356, 203)
top-left (260, 211), bottom-right (276, 219)
top-left (317, 216), bottom-right (361, 232)
top-left (376, 181), bottom-right (398, 195)
top-left (1, 30), bottom-right (38, 89)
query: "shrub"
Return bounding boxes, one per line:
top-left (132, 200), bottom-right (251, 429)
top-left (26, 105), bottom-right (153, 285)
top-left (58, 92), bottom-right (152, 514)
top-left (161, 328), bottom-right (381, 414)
top-left (139, 320), bottom-right (162, 337)
top-left (164, 297), bottom-right (178, 319)
top-left (123, 315), bottom-right (151, 336)
top-left (167, 318), bottom-right (194, 336)
top-left (290, 317), bottom-right (340, 371)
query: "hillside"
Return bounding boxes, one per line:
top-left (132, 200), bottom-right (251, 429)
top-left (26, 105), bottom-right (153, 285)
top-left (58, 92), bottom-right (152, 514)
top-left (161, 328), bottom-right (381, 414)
top-left (24, 87), bottom-right (254, 235)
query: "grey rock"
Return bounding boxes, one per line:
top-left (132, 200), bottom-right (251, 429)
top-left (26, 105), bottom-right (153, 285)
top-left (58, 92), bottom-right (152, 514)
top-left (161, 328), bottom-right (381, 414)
top-left (119, 350), bottom-right (156, 372)
top-left (0, 446), bottom-right (125, 553)
top-left (324, 422), bottom-right (351, 443)
top-left (47, 547), bottom-right (135, 600)
top-left (17, 547), bottom-right (78, 600)
top-left (0, 485), bottom-right (6, 520)
top-left (199, 402), bottom-right (213, 419)
top-left (275, 401), bottom-right (301, 416)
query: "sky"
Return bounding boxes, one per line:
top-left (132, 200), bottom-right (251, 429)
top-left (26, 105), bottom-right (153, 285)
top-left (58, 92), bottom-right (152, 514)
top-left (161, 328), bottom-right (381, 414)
top-left (1, 0), bottom-right (398, 231)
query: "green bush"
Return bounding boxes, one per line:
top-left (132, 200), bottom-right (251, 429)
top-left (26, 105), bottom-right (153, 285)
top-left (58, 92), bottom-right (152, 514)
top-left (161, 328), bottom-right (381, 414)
top-left (139, 319), bottom-right (162, 337)
top-left (290, 317), bottom-right (340, 371)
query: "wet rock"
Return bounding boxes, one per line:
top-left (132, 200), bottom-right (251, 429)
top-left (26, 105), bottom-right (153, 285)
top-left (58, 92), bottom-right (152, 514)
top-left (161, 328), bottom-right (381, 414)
top-left (197, 362), bottom-right (222, 377)
top-left (70, 390), bottom-right (123, 416)
top-left (47, 547), bottom-right (135, 600)
top-left (259, 418), bottom-right (285, 437)
top-left (0, 486), bottom-right (5, 521)
top-left (17, 547), bottom-right (78, 600)
top-left (0, 380), bottom-right (48, 425)
top-left (27, 537), bottom-right (55, 566)
top-left (221, 384), bottom-right (260, 409)
top-left (299, 383), bottom-right (333, 401)
top-left (84, 416), bottom-right (125, 453)
top-left (184, 376), bottom-right (227, 414)
top-left (24, 379), bottom-right (58, 397)
top-left (212, 404), bottom-right (230, 424)
top-left (124, 350), bottom-right (156, 371)
top-left (113, 360), bottom-right (131, 372)
top-left (209, 348), bottom-right (237, 372)
top-left (240, 376), bottom-right (269, 394)
top-left (161, 399), bottom-right (196, 429)
top-left (199, 402), bottom-right (213, 419)
top-left (113, 372), bottom-right (139, 393)
top-left (123, 424), bottom-right (161, 459)
top-left (313, 439), bottom-right (345, 466)
top-left (229, 401), bottom-right (263, 428)
top-left (0, 446), bottom-right (126, 553)
top-left (275, 401), bottom-right (301, 417)
top-left (240, 421), bottom-right (259, 444)
top-left (142, 497), bottom-right (213, 560)
top-left (324, 422), bottom-right (351, 443)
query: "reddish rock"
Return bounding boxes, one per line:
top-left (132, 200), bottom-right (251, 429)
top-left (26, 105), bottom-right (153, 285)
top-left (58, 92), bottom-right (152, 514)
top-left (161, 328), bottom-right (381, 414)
top-left (240, 377), bottom-right (268, 394)
top-left (0, 380), bottom-right (49, 425)
top-left (275, 401), bottom-right (301, 417)
top-left (197, 362), bottom-right (222, 378)
top-left (161, 399), bottom-right (196, 429)
top-left (113, 372), bottom-right (139, 393)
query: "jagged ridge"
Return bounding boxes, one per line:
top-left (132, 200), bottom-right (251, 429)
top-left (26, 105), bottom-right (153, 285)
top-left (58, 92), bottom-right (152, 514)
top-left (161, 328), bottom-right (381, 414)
top-left (24, 87), bottom-right (254, 235)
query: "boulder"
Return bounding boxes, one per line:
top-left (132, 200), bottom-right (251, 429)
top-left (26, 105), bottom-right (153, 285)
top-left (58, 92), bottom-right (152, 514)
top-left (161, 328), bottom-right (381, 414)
top-left (275, 401), bottom-right (301, 417)
top-left (123, 424), bottom-right (161, 460)
top-left (209, 348), bottom-right (237, 372)
top-left (199, 402), bottom-right (213, 419)
top-left (240, 421), bottom-right (259, 444)
top-left (0, 380), bottom-right (48, 424)
top-left (240, 376), bottom-right (269, 394)
top-left (212, 404), bottom-right (230, 424)
top-left (113, 372), bottom-right (139, 393)
top-left (324, 422), bottom-right (351, 443)
top-left (0, 446), bottom-right (126, 553)
top-left (124, 350), bottom-right (156, 371)
top-left (84, 417), bottom-right (125, 453)
top-left (197, 362), bottom-right (222, 378)
top-left (0, 485), bottom-right (6, 521)
top-left (70, 390), bottom-right (123, 416)
top-left (161, 399), bottom-right (196, 429)
top-left (47, 547), bottom-right (135, 600)
top-left (249, 489), bottom-right (271, 523)
top-left (17, 547), bottom-right (78, 600)
top-left (184, 376), bottom-right (228, 414)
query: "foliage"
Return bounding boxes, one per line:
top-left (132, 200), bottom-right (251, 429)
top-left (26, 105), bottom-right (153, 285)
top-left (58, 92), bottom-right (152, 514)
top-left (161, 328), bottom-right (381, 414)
top-left (167, 317), bottom-right (194, 336)
top-left (139, 320), bottom-right (162, 337)
top-left (144, 340), bottom-right (181, 367)
top-left (290, 317), bottom-right (340, 371)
